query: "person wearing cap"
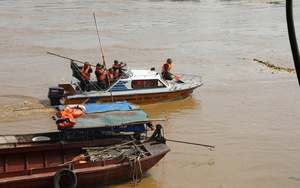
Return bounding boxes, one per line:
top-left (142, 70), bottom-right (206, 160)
top-left (161, 58), bottom-right (173, 80)
top-left (80, 62), bottom-right (92, 91)
top-left (95, 63), bottom-right (107, 90)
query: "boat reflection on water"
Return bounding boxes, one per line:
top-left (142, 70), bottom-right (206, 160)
top-left (140, 96), bottom-right (200, 120)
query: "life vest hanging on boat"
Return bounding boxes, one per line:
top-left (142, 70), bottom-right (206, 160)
top-left (55, 105), bottom-right (85, 128)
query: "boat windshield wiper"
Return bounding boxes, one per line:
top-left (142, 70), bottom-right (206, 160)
top-left (286, 0), bottom-right (300, 86)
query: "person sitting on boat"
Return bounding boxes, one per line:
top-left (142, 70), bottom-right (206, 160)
top-left (161, 58), bottom-right (173, 80)
top-left (105, 68), bottom-right (115, 86)
top-left (112, 60), bottom-right (126, 79)
top-left (95, 63), bottom-right (107, 90)
top-left (80, 62), bottom-right (92, 92)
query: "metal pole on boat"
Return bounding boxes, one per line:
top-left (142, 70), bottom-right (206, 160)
top-left (93, 13), bottom-right (114, 101)
top-left (166, 139), bottom-right (215, 151)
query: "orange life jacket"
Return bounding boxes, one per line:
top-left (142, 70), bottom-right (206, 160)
top-left (95, 67), bottom-right (105, 80)
top-left (56, 114), bottom-right (76, 128)
top-left (55, 105), bottom-right (85, 128)
top-left (161, 62), bottom-right (172, 74)
top-left (106, 71), bottom-right (114, 80)
top-left (56, 105), bottom-right (85, 118)
top-left (114, 69), bottom-right (119, 78)
top-left (81, 65), bottom-right (91, 80)
top-left (112, 64), bottom-right (121, 78)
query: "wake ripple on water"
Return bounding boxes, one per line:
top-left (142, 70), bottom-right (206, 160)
top-left (0, 95), bottom-right (55, 120)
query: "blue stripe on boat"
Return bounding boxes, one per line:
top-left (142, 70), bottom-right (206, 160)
top-left (111, 82), bottom-right (129, 91)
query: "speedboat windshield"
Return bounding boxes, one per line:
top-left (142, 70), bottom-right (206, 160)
top-left (123, 65), bottom-right (133, 77)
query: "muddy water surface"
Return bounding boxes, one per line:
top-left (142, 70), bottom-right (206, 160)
top-left (0, 0), bottom-right (300, 187)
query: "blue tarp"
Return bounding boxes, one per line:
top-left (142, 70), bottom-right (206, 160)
top-left (56, 101), bottom-right (150, 132)
top-left (57, 101), bottom-right (133, 113)
top-left (70, 109), bottom-right (150, 129)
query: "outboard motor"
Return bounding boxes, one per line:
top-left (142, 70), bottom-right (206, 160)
top-left (48, 87), bottom-right (64, 106)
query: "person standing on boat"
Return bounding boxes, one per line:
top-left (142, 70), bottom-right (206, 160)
top-left (161, 58), bottom-right (173, 80)
top-left (95, 63), bottom-right (107, 90)
top-left (80, 62), bottom-right (92, 92)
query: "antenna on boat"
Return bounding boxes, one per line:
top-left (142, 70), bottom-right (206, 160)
top-left (286, 0), bottom-right (300, 86)
top-left (93, 13), bottom-right (114, 101)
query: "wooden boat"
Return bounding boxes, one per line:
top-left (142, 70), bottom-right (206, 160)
top-left (48, 63), bottom-right (203, 105)
top-left (0, 103), bottom-right (170, 188)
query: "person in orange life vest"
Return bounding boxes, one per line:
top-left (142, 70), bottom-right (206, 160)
top-left (112, 60), bottom-right (126, 79)
top-left (161, 58), bottom-right (173, 80)
top-left (95, 63), bottom-right (107, 90)
top-left (80, 62), bottom-right (92, 92)
top-left (105, 68), bottom-right (115, 86)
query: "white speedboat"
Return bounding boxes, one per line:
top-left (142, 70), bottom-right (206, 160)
top-left (48, 64), bottom-right (203, 105)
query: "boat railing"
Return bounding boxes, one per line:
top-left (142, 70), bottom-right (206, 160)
top-left (102, 65), bottom-right (132, 92)
top-left (169, 74), bottom-right (203, 91)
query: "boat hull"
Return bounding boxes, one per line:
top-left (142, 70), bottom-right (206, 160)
top-left (0, 139), bottom-right (170, 188)
top-left (63, 87), bottom-right (197, 105)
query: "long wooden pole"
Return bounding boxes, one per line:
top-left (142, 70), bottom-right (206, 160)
top-left (47, 52), bottom-right (96, 67)
top-left (93, 13), bottom-right (114, 101)
top-left (93, 13), bottom-right (107, 70)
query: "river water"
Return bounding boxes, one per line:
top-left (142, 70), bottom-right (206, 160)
top-left (0, 0), bottom-right (300, 187)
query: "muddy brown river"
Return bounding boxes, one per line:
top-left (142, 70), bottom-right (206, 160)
top-left (0, 0), bottom-right (300, 187)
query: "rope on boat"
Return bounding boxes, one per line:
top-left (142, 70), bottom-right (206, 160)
top-left (59, 141), bottom-right (134, 166)
top-left (128, 136), bottom-right (146, 187)
top-left (132, 155), bottom-right (142, 187)
top-left (89, 149), bottom-right (125, 162)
